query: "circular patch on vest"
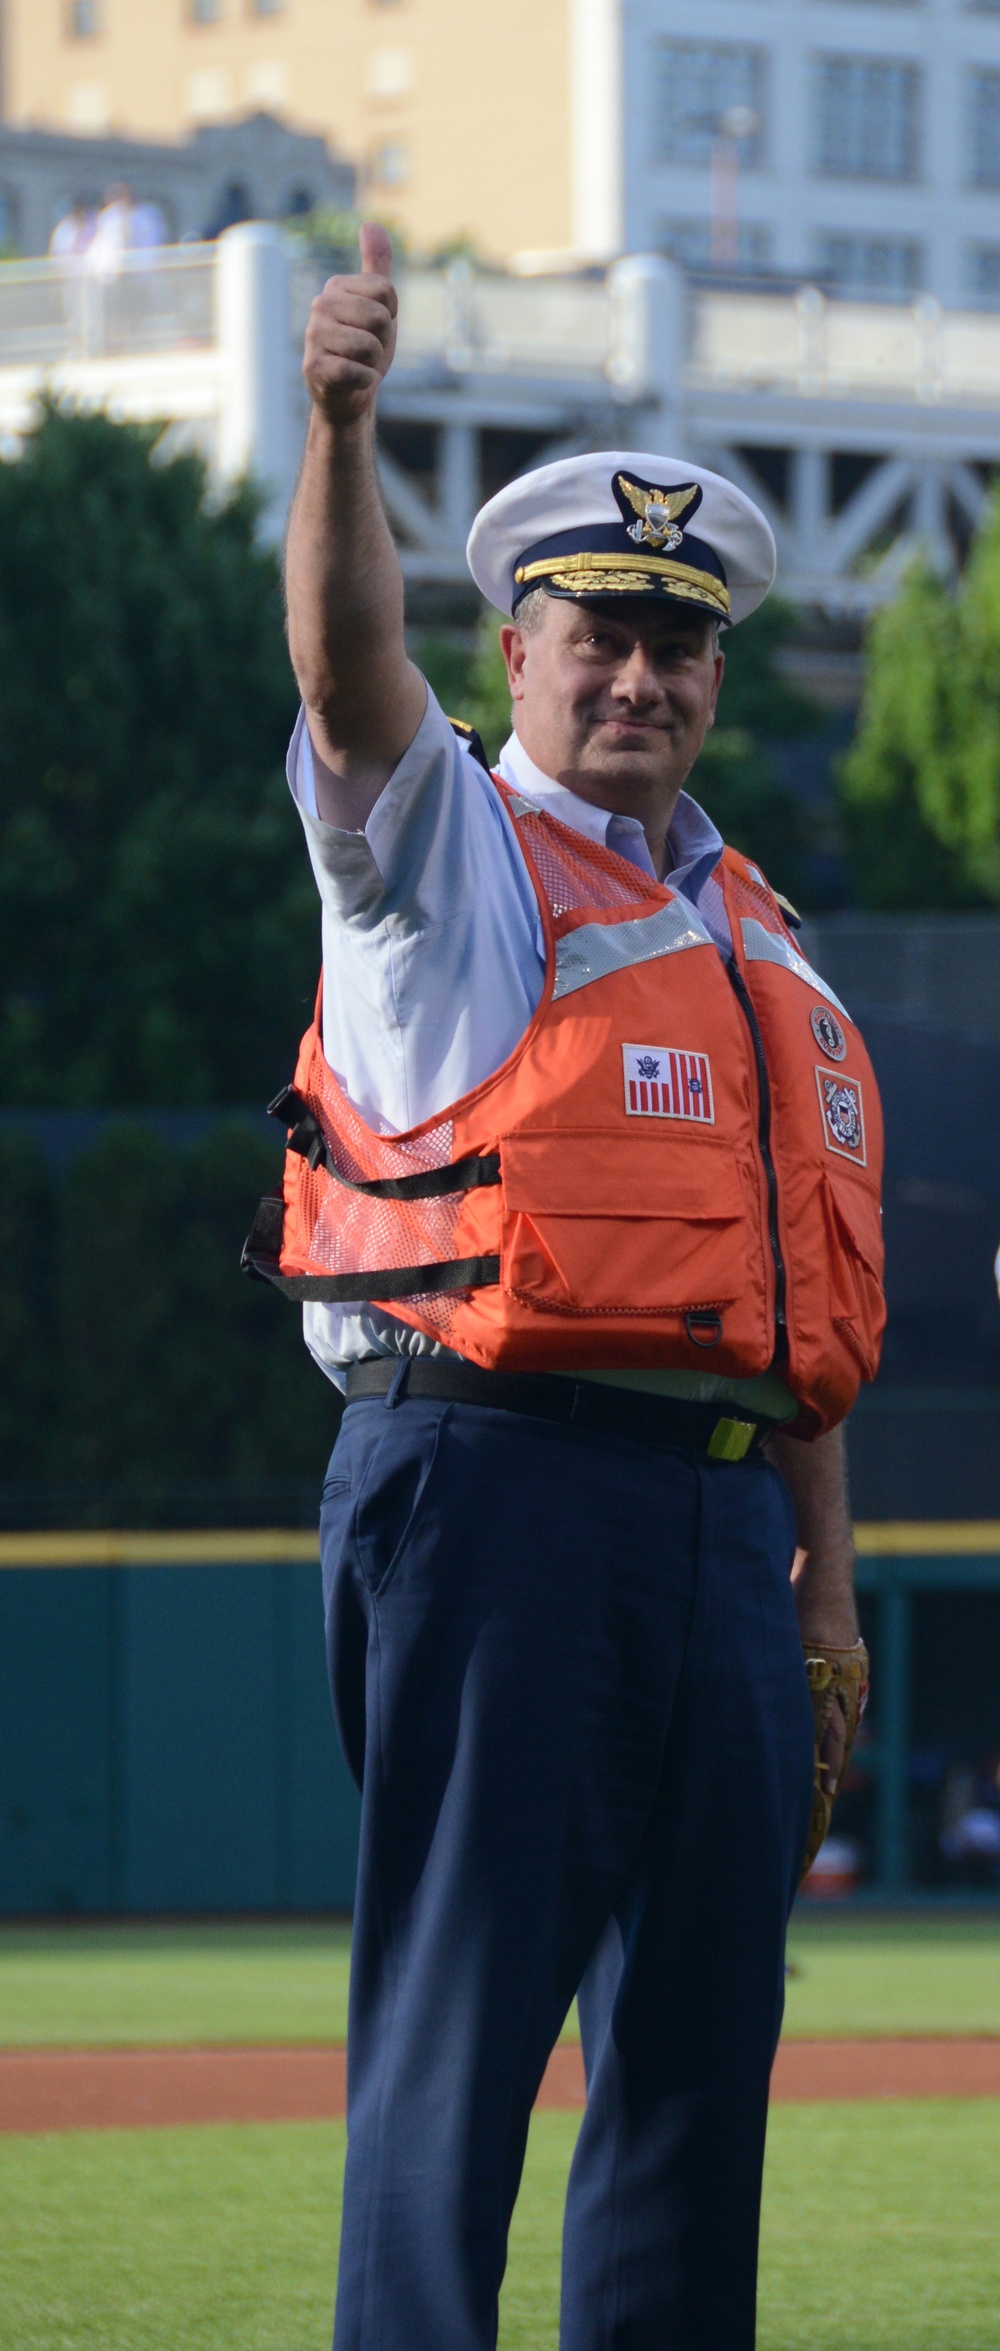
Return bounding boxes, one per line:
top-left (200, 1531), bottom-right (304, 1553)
top-left (811, 1005), bottom-right (847, 1062)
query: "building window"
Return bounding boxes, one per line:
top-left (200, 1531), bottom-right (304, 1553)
top-left (248, 0), bottom-right (284, 15)
top-left (967, 242), bottom-right (1000, 303)
top-left (245, 59), bottom-right (290, 106)
top-left (814, 232), bottom-right (923, 297)
top-left (369, 139), bottom-right (409, 187)
top-left (367, 45), bottom-right (413, 99)
top-left (66, 81), bottom-right (110, 128)
top-left (66, 0), bottom-right (100, 36)
top-left (186, 67), bottom-right (233, 118)
top-left (813, 55), bottom-right (921, 180)
top-left (966, 68), bottom-right (1000, 186)
top-left (190, 0), bottom-right (223, 22)
top-left (659, 217), bottom-right (773, 274)
top-left (652, 43), bottom-right (767, 169)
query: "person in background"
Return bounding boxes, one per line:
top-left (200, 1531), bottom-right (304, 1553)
top-left (48, 197), bottom-right (96, 264)
top-left (130, 197), bottom-right (168, 253)
top-left (49, 198), bottom-right (97, 350)
top-left (941, 1751), bottom-right (1000, 1879)
top-left (85, 183), bottom-right (134, 280)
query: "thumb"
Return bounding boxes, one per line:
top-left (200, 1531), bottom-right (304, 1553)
top-left (359, 221), bottom-right (393, 280)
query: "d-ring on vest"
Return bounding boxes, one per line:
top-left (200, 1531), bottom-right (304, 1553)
top-left (243, 775), bottom-right (886, 1436)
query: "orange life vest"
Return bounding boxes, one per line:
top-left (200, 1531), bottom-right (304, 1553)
top-left (244, 775), bottom-right (885, 1436)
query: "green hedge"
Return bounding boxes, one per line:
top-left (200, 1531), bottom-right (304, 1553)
top-left (0, 1122), bottom-right (337, 1515)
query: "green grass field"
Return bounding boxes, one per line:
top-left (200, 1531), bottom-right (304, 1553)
top-left (2, 1911), bottom-right (999, 2047)
top-left (1, 2103), bottom-right (999, 2351)
top-left (0, 1924), bottom-right (354, 2049)
top-left (783, 1910), bottom-right (1000, 2037)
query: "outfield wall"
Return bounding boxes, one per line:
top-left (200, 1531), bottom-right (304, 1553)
top-left (0, 1546), bottom-right (359, 1918)
top-left (3, 1531), bottom-right (1000, 1916)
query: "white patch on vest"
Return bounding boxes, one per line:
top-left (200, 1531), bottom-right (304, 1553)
top-left (623, 1044), bottom-right (715, 1123)
top-left (816, 1067), bottom-right (867, 1165)
top-left (740, 917), bottom-right (851, 1020)
top-left (553, 901), bottom-right (714, 1001)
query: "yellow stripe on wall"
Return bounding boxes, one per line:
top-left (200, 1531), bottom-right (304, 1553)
top-left (852, 1522), bottom-right (1000, 1556)
top-left (0, 1530), bottom-right (321, 1568)
top-left (0, 1524), bottom-right (999, 1569)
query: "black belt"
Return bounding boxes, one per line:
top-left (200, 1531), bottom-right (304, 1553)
top-left (344, 1358), bottom-right (774, 1463)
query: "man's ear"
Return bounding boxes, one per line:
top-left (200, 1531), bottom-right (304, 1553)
top-left (499, 624), bottom-right (528, 701)
top-left (706, 645), bottom-right (725, 730)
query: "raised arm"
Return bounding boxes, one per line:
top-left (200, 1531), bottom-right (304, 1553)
top-left (285, 222), bottom-right (427, 828)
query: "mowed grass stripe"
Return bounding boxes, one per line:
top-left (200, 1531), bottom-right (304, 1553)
top-left (1, 2103), bottom-right (998, 2351)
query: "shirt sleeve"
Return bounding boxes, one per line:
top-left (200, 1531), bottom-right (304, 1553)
top-left (284, 689), bottom-right (544, 1133)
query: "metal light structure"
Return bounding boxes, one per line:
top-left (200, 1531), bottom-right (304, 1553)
top-left (710, 105), bottom-right (759, 276)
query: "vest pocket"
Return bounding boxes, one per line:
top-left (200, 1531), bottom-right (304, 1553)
top-left (822, 1170), bottom-right (886, 1379)
top-left (499, 1130), bottom-right (748, 1316)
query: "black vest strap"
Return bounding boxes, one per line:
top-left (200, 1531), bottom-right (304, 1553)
top-left (268, 1088), bottom-right (501, 1202)
top-left (241, 1191), bottom-right (499, 1302)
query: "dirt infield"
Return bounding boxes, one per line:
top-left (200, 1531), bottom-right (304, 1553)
top-left (2, 2039), bottom-right (1000, 2134)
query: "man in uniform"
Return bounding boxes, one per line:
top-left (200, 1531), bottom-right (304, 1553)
top-left (252, 226), bottom-right (882, 2351)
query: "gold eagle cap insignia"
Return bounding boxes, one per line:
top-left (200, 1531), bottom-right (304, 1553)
top-left (615, 476), bottom-right (700, 552)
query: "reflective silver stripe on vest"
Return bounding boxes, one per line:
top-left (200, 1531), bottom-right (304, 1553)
top-left (553, 899), bottom-right (715, 1000)
top-left (740, 917), bottom-right (851, 1020)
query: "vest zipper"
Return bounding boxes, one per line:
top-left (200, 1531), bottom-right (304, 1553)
top-left (726, 957), bottom-right (787, 1336)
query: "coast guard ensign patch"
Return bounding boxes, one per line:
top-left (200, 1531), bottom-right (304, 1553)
top-left (816, 1068), bottom-right (866, 1165)
top-left (623, 1045), bottom-right (715, 1123)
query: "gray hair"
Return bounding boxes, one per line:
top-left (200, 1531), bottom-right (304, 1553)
top-left (511, 585), bottom-right (550, 634)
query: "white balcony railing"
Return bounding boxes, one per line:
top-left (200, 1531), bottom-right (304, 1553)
top-left (689, 287), bottom-right (1000, 406)
top-left (0, 246), bottom-right (217, 369)
top-left (4, 245), bottom-right (1000, 410)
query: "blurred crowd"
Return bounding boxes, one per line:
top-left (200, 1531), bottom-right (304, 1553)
top-left (48, 183), bottom-right (167, 276)
top-left (805, 1736), bottom-right (1000, 1895)
top-left (940, 1752), bottom-right (1000, 1879)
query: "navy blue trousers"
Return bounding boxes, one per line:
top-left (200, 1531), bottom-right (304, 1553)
top-left (319, 1383), bottom-right (814, 2351)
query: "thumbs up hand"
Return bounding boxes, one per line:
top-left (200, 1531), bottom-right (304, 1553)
top-left (303, 221), bottom-right (399, 426)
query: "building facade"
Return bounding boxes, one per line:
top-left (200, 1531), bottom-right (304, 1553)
top-left (0, 107), bottom-right (352, 253)
top-left (577, 0), bottom-right (1000, 306)
top-left (4, 0), bottom-right (1000, 299)
top-left (0, 0), bottom-right (572, 265)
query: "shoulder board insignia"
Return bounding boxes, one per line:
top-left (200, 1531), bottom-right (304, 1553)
top-left (774, 891), bottom-right (802, 931)
top-left (448, 716), bottom-right (491, 774)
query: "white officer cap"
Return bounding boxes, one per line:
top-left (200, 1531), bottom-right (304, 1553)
top-left (466, 450), bottom-right (776, 627)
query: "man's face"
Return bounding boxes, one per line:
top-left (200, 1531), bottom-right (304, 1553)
top-left (499, 596), bottom-right (724, 820)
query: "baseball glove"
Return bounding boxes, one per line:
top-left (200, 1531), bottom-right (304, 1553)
top-left (800, 1639), bottom-right (870, 1884)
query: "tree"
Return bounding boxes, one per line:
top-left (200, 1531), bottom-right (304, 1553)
top-left (0, 1121), bottom-right (335, 1504)
top-left (0, 405), bottom-right (313, 1108)
top-left (420, 596), bottom-right (824, 904)
top-left (685, 597), bottom-right (823, 901)
top-left (53, 1123), bottom-right (333, 1491)
top-left (840, 498), bottom-right (1000, 910)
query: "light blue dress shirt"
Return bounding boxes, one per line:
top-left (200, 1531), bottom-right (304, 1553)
top-left (288, 688), bottom-right (795, 1419)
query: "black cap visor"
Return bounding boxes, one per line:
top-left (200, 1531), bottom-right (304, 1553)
top-left (512, 525), bottom-right (730, 620)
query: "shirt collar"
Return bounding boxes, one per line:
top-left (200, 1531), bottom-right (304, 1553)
top-left (496, 730), bottom-right (723, 895)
